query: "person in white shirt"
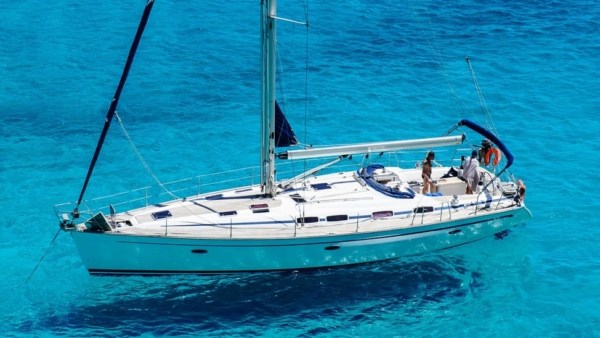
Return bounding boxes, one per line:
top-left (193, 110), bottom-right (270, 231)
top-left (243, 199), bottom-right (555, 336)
top-left (462, 150), bottom-right (480, 194)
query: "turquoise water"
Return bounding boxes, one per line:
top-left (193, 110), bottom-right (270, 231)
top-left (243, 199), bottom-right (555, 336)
top-left (1, 0), bottom-right (599, 336)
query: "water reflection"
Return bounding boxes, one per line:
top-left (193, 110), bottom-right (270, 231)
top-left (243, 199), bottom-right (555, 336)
top-left (22, 254), bottom-right (483, 335)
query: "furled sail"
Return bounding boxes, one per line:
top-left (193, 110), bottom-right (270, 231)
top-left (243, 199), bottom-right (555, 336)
top-left (274, 101), bottom-right (298, 147)
top-left (277, 135), bottom-right (465, 160)
top-left (73, 0), bottom-right (155, 217)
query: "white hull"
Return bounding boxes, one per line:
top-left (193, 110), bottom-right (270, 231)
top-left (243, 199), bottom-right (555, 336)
top-left (64, 166), bottom-right (531, 275)
top-left (70, 207), bottom-right (529, 274)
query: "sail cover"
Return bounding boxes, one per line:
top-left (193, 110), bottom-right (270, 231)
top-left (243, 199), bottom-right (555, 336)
top-left (275, 101), bottom-right (298, 147)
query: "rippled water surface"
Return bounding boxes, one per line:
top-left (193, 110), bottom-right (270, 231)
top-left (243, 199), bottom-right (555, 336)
top-left (1, 0), bottom-right (598, 336)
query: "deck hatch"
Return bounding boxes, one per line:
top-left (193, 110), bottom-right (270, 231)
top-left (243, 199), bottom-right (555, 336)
top-left (290, 193), bottom-right (306, 203)
top-left (151, 210), bottom-right (172, 220)
top-left (219, 211), bottom-right (237, 217)
top-left (250, 203), bottom-right (269, 209)
top-left (85, 213), bottom-right (112, 232)
top-left (311, 183), bottom-right (331, 190)
top-left (250, 203), bottom-right (269, 213)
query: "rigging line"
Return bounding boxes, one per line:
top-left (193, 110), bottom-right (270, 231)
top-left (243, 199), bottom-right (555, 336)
top-left (116, 112), bottom-right (220, 225)
top-left (276, 42), bottom-right (288, 112)
top-left (466, 57), bottom-right (499, 136)
top-left (74, 0), bottom-right (155, 214)
top-left (303, 0), bottom-right (310, 178)
top-left (115, 112), bottom-right (179, 200)
top-left (24, 228), bottom-right (61, 285)
top-left (408, 0), bottom-right (469, 115)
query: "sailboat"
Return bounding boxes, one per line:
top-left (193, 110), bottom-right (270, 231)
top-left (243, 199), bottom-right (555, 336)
top-left (55, 0), bottom-right (531, 275)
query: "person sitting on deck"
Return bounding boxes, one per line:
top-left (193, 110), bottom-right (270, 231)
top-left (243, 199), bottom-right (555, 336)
top-left (421, 151), bottom-right (436, 194)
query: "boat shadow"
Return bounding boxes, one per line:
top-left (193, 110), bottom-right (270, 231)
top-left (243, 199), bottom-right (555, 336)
top-left (30, 255), bottom-right (483, 334)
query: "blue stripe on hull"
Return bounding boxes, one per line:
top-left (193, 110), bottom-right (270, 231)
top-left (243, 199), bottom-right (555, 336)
top-left (87, 258), bottom-right (400, 275)
top-left (115, 214), bottom-right (513, 248)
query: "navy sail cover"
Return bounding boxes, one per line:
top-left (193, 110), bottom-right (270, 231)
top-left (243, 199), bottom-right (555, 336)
top-left (275, 101), bottom-right (298, 147)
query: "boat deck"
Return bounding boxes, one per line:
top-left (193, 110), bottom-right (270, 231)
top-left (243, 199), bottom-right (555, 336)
top-left (95, 166), bottom-right (519, 240)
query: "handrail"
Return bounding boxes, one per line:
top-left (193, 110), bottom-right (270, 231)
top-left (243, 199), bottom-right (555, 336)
top-left (440, 201), bottom-right (452, 221)
top-left (55, 195), bottom-right (515, 240)
top-left (55, 146), bottom-right (507, 226)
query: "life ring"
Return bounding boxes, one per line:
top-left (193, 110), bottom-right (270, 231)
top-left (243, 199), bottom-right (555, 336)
top-left (484, 147), bottom-right (502, 166)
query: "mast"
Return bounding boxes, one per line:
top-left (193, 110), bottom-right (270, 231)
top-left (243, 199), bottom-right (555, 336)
top-left (260, 0), bottom-right (277, 196)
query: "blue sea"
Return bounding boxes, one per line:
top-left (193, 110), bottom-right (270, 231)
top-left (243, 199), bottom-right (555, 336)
top-left (1, 0), bottom-right (599, 336)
